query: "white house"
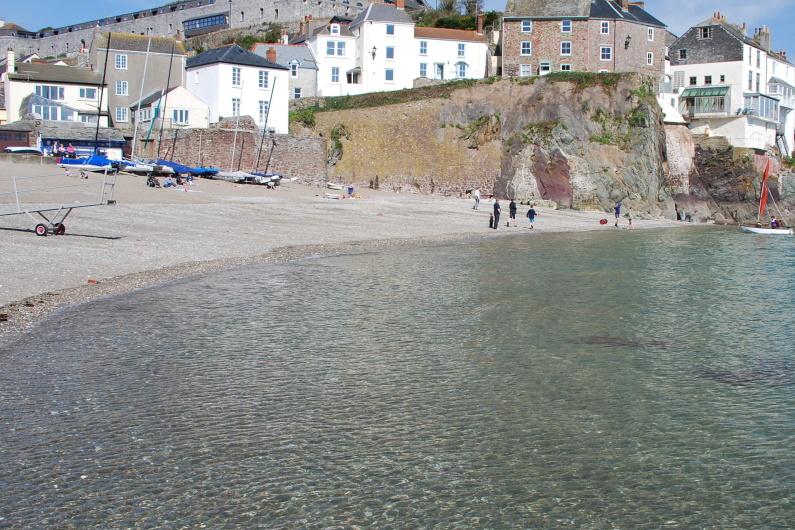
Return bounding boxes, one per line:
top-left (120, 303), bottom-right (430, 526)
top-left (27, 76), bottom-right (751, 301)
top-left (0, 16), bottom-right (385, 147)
top-left (186, 45), bottom-right (290, 134)
top-left (2, 51), bottom-right (109, 126)
top-left (129, 85), bottom-right (210, 130)
top-left (414, 26), bottom-right (488, 81)
top-left (670, 14), bottom-right (794, 153)
top-left (304, 16), bottom-right (362, 96)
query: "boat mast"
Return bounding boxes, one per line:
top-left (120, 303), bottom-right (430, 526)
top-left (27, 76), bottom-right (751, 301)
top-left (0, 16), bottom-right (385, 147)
top-left (93, 32), bottom-right (112, 156)
top-left (254, 77), bottom-right (277, 172)
top-left (131, 30), bottom-right (152, 161)
top-left (229, 79), bottom-right (244, 172)
top-left (156, 42), bottom-right (177, 161)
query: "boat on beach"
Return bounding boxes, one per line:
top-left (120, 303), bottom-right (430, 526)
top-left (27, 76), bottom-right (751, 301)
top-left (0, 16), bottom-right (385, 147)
top-left (58, 155), bottom-right (114, 172)
top-left (740, 226), bottom-right (794, 235)
top-left (740, 160), bottom-right (792, 235)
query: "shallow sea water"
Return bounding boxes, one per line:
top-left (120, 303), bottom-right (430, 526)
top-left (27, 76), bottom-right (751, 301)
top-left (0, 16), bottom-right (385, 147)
top-left (1, 227), bottom-right (794, 528)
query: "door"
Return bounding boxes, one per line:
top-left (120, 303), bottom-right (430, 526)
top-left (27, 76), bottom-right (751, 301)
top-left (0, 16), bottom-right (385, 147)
top-left (539, 62), bottom-right (551, 75)
top-left (435, 63), bottom-right (444, 80)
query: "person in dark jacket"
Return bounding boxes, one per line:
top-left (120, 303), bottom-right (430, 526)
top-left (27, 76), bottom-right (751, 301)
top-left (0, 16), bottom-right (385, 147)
top-left (493, 199), bottom-right (501, 230)
top-left (508, 199), bottom-right (517, 227)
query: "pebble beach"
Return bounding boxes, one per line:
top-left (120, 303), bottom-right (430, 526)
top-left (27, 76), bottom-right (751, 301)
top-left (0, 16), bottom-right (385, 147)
top-left (0, 160), bottom-right (683, 344)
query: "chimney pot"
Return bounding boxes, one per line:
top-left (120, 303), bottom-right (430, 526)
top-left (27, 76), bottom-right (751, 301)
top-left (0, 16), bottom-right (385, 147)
top-left (396, 0), bottom-right (405, 9)
top-left (620, 0), bottom-right (629, 11)
top-left (477, 13), bottom-right (484, 34)
top-left (266, 46), bottom-right (277, 64)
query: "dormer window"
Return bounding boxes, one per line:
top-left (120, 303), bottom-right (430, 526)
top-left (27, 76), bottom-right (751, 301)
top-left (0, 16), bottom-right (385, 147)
top-left (698, 27), bottom-right (712, 40)
top-left (330, 23), bottom-right (340, 35)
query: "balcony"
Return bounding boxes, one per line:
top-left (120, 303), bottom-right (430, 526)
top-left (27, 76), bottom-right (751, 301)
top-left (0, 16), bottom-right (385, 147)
top-left (679, 86), bottom-right (730, 118)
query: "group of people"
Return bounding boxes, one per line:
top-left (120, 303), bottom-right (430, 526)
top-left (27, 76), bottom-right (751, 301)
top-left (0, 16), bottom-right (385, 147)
top-left (487, 196), bottom-right (538, 230)
top-left (146, 174), bottom-right (192, 189)
top-left (51, 143), bottom-right (77, 158)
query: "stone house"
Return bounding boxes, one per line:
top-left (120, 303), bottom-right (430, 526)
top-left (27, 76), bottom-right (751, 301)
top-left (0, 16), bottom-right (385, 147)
top-left (186, 45), bottom-right (290, 134)
top-left (253, 43), bottom-right (318, 100)
top-left (669, 13), bottom-right (794, 153)
top-left (501, 0), bottom-right (666, 77)
top-left (91, 33), bottom-right (186, 129)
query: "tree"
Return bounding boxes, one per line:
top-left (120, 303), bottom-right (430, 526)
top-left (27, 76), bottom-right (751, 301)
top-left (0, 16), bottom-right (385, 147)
top-left (460, 0), bottom-right (483, 16)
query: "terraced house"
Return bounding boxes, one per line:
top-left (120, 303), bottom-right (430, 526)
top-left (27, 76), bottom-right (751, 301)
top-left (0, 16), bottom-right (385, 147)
top-left (501, 0), bottom-right (666, 77)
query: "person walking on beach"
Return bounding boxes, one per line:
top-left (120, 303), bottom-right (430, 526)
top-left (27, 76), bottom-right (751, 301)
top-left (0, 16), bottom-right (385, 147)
top-left (508, 199), bottom-right (517, 227)
top-left (527, 205), bottom-right (537, 229)
top-left (473, 188), bottom-right (480, 210)
top-left (614, 201), bottom-right (622, 227)
top-left (493, 198), bottom-right (501, 230)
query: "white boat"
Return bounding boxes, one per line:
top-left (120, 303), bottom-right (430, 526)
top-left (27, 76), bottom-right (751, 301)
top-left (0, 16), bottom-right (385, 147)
top-left (326, 182), bottom-right (344, 190)
top-left (740, 160), bottom-right (792, 236)
top-left (217, 170), bottom-right (256, 183)
top-left (740, 226), bottom-right (793, 235)
top-left (121, 159), bottom-right (155, 174)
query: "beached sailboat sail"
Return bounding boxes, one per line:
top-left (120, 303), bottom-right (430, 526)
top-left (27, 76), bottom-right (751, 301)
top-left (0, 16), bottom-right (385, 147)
top-left (740, 160), bottom-right (793, 235)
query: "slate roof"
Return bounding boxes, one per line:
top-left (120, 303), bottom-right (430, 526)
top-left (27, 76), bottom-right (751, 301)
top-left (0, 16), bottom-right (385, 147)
top-left (187, 45), bottom-right (288, 70)
top-left (0, 121), bottom-right (36, 132)
top-left (350, 3), bottom-right (414, 29)
top-left (690, 17), bottom-right (793, 66)
top-left (38, 122), bottom-right (126, 142)
top-left (7, 63), bottom-right (103, 85)
top-left (506, 0), bottom-right (665, 27)
top-left (252, 44), bottom-right (318, 70)
top-left (94, 32), bottom-right (187, 55)
top-left (128, 87), bottom-right (169, 109)
top-left (414, 27), bottom-right (486, 43)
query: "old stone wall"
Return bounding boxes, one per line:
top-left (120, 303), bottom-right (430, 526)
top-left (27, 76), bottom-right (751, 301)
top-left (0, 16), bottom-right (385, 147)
top-left (142, 119), bottom-right (326, 183)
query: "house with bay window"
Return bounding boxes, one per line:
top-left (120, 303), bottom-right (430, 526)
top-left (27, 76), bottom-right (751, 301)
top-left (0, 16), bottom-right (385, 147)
top-left (186, 45), bottom-right (289, 134)
top-left (501, 0), bottom-right (666, 77)
top-left (670, 14), bottom-right (794, 153)
top-left (2, 52), bottom-right (109, 125)
top-left (91, 33), bottom-right (186, 129)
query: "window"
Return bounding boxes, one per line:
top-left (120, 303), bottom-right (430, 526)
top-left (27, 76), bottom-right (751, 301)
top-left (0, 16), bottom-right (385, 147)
top-left (561, 41), bottom-right (571, 56)
top-left (337, 41), bottom-right (345, 56)
top-left (679, 49), bottom-right (687, 60)
top-left (601, 21), bottom-right (609, 34)
top-left (539, 62), bottom-right (551, 74)
top-left (756, 73), bottom-right (760, 92)
top-left (172, 109), bottom-right (189, 125)
top-left (386, 46), bottom-right (394, 59)
top-left (258, 100), bottom-right (269, 123)
top-left (520, 41), bottom-right (532, 56)
top-left (33, 105), bottom-right (59, 120)
top-left (385, 68), bottom-right (394, 81)
top-left (35, 85), bottom-right (64, 100)
top-left (331, 67), bottom-right (340, 83)
top-left (598, 69), bottom-right (609, 74)
top-left (419, 62), bottom-right (427, 77)
top-left (458, 43), bottom-right (465, 57)
top-left (330, 23), bottom-right (340, 35)
top-left (456, 62), bottom-right (468, 78)
top-left (521, 20), bottom-right (532, 33)
top-left (79, 87), bottom-right (97, 99)
top-left (646, 52), bottom-right (653, 66)
top-left (748, 70), bottom-right (753, 90)
top-left (519, 64), bottom-right (531, 77)
top-left (561, 20), bottom-right (572, 33)
top-left (744, 94), bottom-right (780, 120)
top-left (183, 14), bottom-right (228, 35)
top-left (293, 87), bottom-right (302, 99)
top-left (290, 62), bottom-right (298, 77)
top-left (386, 24), bottom-right (394, 35)
top-left (647, 27), bottom-right (654, 41)
top-left (560, 63), bottom-right (571, 71)
top-left (115, 54), bottom-right (127, 69)
top-left (720, 75), bottom-right (725, 83)
top-left (79, 114), bottom-right (97, 124)
top-left (232, 67), bottom-right (241, 86)
top-left (259, 70), bottom-right (269, 88)
top-left (756, 50), bottom-right (761, 68)
top-left (232, 97), bottom-right (240, 116)
top-left (704, 75), bottom-right (712, 85)
top-left (419, 40), bottom-right (427, 55)
top-left (115, 107), bottom-right (128, 122)
top-left (115, 80), bottom-right (128, 96)
top-left (689, 76), bottom-right (697, 86)
top-left (698, 27), bottom-right (712, 40)
top-left (326, 41), bottom-right (336, 56)
top-left (600, 46), bottom-right (612, 61)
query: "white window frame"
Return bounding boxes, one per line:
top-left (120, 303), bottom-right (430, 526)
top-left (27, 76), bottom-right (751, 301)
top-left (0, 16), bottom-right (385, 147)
top-left (290, 61), bottom-right (298, 78)
top-left (331, 66), bottom-right (340, 83)
top-left (385, 68), bottom-right (394, 82)
top-left (560, 41), bottom-right (572, 56)
top-left (647, 52), bottom-right (653, 66)
top-left (172, 108), bottom-right (189, 125)
top-left (336, 41), bottom-right (345, 56)
top-left (601, 21), bottom-right (609, 34)
top-left (419, 40), bottom-right (427, 55)
top-left (293, 87), bottom-right (302, 99)
top-left (456, 62), bottom-right (468, 78)
top-left (520, 41), bottom-right (532, 56)
top-left (521, 20), bottom-right (532, 33)
top-left (561, 20), bottom-right (572, 33)
top-left (560, 63), bottom-right (572, 71)
top-left (114, 54), bottom-right (127, 70)
top-left (647, 27), bottom-right (654, 41)
top-left (539, 61), bottom-right (551, 75)
top-left (600, 46), bottom-right (612, 61)
top-left (326, 41), bottom-right (335, 56)
top-left (519, 64), bottom-right (531, 77)
top-left (115, 80), bottom-right (129, 96)
top-left (386, 46), bottom-right (395, 60)
top-left (115, 106), bottom-right (128, 123)
top-left (598, 69), bottom-right (609, 74)
top-left (330, 23), bottom-right (340, 35)
top-left (258, 100), bottom-right (269, 124)
top-left (79, 87), bottom-right (97, 99)
top-left (457, 42), bottom-right (465, 57)
top-left (258, 70), bottom-right (269, 89)
top-left (231, 97), bottom-right (241, 116)
top-left (232, 67), bottom-right (241, 86)
top-left (419, 62), bottom-right (427, 77)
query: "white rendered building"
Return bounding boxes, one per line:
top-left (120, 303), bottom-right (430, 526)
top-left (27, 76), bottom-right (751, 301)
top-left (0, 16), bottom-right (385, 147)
top-left (414, 26), bottom-right (488, 81)
top-left (130, 85), bottom-right (211, 130)
top-left (186, 44), bottom-right (290, 134)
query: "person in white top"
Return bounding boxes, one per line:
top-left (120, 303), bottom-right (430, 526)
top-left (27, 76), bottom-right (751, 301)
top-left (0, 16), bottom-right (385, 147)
top-left (472, 188), bottom-right (480, 210)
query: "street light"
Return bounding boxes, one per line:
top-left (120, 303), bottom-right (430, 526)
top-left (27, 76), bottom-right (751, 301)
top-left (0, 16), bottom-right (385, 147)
top-left (371, 46), bottom-right (377, 59)
top-left (624, 35), bottom-right (632, 49)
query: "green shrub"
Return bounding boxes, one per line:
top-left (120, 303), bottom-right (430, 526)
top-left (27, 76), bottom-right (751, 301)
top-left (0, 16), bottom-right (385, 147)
top-left (289, 108), bottom-right (316, 128)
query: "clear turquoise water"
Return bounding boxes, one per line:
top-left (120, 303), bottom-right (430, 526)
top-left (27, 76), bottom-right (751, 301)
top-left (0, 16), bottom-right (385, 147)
top-left (1, 227), bottom-right (794, 528)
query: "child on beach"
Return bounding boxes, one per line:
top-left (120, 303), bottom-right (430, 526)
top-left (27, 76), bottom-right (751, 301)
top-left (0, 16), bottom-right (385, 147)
top-left (527, 205), bottom-right (537, 229)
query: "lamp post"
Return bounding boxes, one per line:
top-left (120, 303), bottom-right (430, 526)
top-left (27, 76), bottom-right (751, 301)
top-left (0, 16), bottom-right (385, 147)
top-left (371, 46), bottom-right (377, 60)
top-left (624, 35), bottom-right (632, 49)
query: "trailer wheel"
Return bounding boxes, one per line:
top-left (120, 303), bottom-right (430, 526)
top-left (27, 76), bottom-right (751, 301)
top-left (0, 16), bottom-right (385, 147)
top-left (35, 223), bottom-right (48, 236)
top-left (54, 223), bottom-right (66, 235)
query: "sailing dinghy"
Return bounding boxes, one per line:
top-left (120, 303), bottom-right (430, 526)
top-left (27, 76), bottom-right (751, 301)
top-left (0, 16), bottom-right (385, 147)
top-left (740, 160), bottom-right (793, 235)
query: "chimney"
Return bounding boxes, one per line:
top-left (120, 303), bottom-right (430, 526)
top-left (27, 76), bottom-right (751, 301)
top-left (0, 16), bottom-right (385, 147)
top-left (629, 1), bottom-right (645, 9)
top-left (754, 25), bottom-right (771, 51)
top-left (6, 49), bottom-right (14, 74)
top-left (396, 0), bottom-right (405, 9)
top-left (620, 0), bottom-right (629, 11)
top-left (266, 46), bottom-right (277, 64)
top-left (281, 28), bottom-right (289, 44)
top-left (299, 21), bottom-right (304, 35)
top-left (740, 22), bottom-right (747, 35)
top-left (476, 13), bottom-right (484, 34)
